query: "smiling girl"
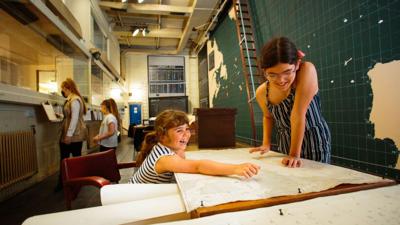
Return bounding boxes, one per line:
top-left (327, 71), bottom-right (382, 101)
top-left (129, 110), bottom-right (260, 184)
top-left (250, 37), bottom-right (331, 168)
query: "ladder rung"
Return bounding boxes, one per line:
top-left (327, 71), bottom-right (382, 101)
top-left (240, 32), bottom-right (253, 35)
top-left (240, 24), bottom-right (251, 28)
top-left (235, 3), bottom-right (248, 7)
top-left (245, 56), bottom-right (257, 59)
top-left (245, 64), bottom-right (258, 67)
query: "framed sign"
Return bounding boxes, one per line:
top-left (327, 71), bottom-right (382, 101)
top-left (36, 70), bottom-right (57, 94)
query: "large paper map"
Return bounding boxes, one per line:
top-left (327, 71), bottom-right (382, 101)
top-left (156, 185), bottom-right (400, 225)
top-left (175, 148), bottom-right (385, 212)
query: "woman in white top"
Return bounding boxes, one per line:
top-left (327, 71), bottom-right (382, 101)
top-left (94, 99), bottom-right (119, 152)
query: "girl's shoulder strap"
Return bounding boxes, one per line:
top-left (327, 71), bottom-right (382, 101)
top-left (265, 81), bottom-right (270, 106)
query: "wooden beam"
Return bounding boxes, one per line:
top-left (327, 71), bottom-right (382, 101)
top-left (99, 2), bottom-right (192, 16)
top-left (113, 28), bottom-right (182, 39)
top-left (122, 48), bottom-right (178, 55)
top-left (118, 38), bottom-right (178, 47)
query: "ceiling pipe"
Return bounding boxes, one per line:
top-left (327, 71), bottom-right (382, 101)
top-left (193, 0), bottom-right (228, 54)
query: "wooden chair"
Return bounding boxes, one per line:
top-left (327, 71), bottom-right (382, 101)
top-left (61, 149), bottom-right (137, 209)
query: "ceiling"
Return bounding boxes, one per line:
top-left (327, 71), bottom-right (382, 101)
top-left (99, 0), bottom-right (227, 55)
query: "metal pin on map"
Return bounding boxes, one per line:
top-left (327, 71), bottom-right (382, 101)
top-left (279, 209), bottom-right (284, 216)
top-left (298, 188), bottom-right (302, 194)
top-left (200, 200), bottom-right (204, 207)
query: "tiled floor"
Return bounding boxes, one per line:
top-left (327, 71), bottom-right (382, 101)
top-left (0, 136), bottom-right (136, 225)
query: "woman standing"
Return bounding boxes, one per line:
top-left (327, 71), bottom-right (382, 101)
top-left (250, 37), bottom-right (331, 167)
top-left (56, 78), bottom-right (87, 190)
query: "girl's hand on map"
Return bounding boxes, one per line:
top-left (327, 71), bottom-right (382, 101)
top-left (282, 156), bottom-right (302, 168)
top-left (234, 163), bottom-right (261, 179)
top-left (249, 145), bottom-right (270, 155)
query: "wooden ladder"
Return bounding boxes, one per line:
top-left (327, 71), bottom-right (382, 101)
top-left (232, 0), bottom-right (263, 145)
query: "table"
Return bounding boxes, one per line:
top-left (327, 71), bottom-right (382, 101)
top-left (173, 149), bottom-right (397, 218)
top-left (155, 185), bottom-right (400, 225)
top-left (190, 180), bottom-right (395, 218)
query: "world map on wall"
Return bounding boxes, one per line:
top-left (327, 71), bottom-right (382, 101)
top-left (368, 60), bottom-right (400, 168)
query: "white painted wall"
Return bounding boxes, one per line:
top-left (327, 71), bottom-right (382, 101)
top-left (187, 56), bottom-right (199, 114)
top-left (64, 0), bottom-right (91, 45)
top-left (65, 0), bottom-right (121, 75)
top-left (125, 53), bottom-right (149, 122)
top-left (108, 36), bottom-right (121, 75)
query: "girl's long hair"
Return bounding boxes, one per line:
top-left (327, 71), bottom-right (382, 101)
top-left (108, 98), bottom-right (121, 129)
top-left (135, 110), bottom-right (189, 166)
top-left (260, 36), bottom-right (298, 69)
top-left (61, 78), bottom-right (87, 113)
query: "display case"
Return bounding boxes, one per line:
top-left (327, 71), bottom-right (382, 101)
top-left (148, 56), bottom-right (185, 97)
top-left (149, 96), bottom-right (188, 117)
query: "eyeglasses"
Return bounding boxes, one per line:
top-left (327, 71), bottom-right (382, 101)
top-left (265, 67), bottom-right (296, 80)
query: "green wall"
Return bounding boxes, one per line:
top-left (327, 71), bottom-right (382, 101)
top-left (209, 10), bottom-right (256, 144)
top-left (210, 0), bottom-right (399, 179)
top-left (247, 0), bottom-right (399, 179)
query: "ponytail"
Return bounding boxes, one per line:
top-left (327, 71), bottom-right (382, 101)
top-left (108, 98), bottom-right (121, 129)
top-left (136, 131), bottom-right (158, 166)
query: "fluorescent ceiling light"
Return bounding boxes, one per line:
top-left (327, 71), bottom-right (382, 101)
top-left (142, 28), bottom-right (146, 36)
top-left (132, 28), bottom-right (140, 36)
top-left (122, 0), bottom-right (127, 2)
top-left (138, 0), bottom-right (144, 3)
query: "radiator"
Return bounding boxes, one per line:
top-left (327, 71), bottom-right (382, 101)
top-left (0, 130), bottom-right (38, 189)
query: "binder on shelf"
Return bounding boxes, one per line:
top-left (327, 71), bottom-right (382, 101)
top-left (83, 109), bottom-right (92, 121)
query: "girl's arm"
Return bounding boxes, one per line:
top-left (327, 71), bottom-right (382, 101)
top-left (156, 155), bottom-right (260, 179)
top-left (64, 99), bottom-right (80, 144)
top-left (286, 61), bottom-right (318, 167)
top-left (94, 121), bottom-right (116, 142)
top-left (250, 83), bottom-right (274, 154)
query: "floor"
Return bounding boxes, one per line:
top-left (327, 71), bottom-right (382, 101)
top-left (0, 136), bottom-right (136, 225)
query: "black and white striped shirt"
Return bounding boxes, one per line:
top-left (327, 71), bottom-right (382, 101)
top-left (129, 143), bottom-right (175, 184)
top-left (266, 82), bottom-right (331, 163)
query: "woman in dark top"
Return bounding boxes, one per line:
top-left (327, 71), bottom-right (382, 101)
top-left (250, 37), bottom-right (331, 168)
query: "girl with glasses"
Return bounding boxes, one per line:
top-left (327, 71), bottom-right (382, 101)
top-left (250, 37), bottom-right (331, 168)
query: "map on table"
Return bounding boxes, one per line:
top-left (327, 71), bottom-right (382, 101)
top-left (175, 148), bottom-right (385, 212)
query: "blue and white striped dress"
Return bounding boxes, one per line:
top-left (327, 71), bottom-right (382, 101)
top-left (129, 143), bottom-right (176, 183)
top-left (266, 82), bottom-right (331, 163)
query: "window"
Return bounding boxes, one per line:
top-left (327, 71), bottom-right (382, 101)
top-left (148, 56), bottom-right (185, 98)
top-left (91, 13), bottom-right (107, 53)
top-left (0, 1), bottom-right (88, 96)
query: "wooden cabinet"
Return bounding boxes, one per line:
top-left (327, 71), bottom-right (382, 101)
top-left (194, 108), bottom-right (237, 148)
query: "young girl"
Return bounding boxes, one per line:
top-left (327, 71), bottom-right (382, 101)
top-left (93, 99), bottom-right (119, 152)
top-left (129, 110), bottom-right (260, 184)
top-left (250, 37), bottom-right (331, 168)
